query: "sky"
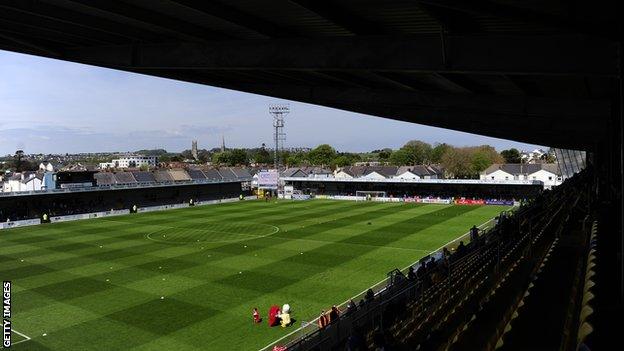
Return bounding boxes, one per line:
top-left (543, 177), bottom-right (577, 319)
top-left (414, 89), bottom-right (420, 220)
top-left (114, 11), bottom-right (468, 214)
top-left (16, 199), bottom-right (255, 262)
top-left (0, 50), bottom-right (543, 156)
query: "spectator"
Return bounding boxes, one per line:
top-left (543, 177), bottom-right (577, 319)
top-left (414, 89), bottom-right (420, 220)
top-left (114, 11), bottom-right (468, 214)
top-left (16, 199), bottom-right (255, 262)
top-left (470, 225), bottom-right (480, 245)
top-left (416, 258), bottom-right (427, 278)
top-left (365, 288), bottom-right (375, 302)
top-left (329, 305), bottom-right (340, 323)
top-left (426, 256), bottom-right (437, 271)
top-left (346, 299), bottom-right (357, 314)
top-left (442, 247), bottom-right (451, 260)
top-left (407, 266), bottom-right (417, 281)
top-left (317, 310), bottom-right (329, 329)
top-left (456, 241), bottom-right (467, 258)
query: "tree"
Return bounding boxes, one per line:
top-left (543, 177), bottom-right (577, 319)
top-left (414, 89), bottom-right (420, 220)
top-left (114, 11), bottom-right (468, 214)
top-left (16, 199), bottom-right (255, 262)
top-left (197, 149), bottom-right (211, 163)
top-left (229, 149), bottom-right (249, 166)
top-left (377, 148), bottom-right (393, 161)
top-left (431, 143), bottom-right (451, 163)
top-left (285, 151), bottom-right (307, 166)
top-left (251, 145), bottom-right (273, 164)
top-left (10, 150), bottom-right (38, 172)
top-left (389, 149), bottom-right (411, 165)
top-left (13, 150), bottom-right (25, 172)
top-left (500, 148), bottom-right (521, 163)
top-left (308, 144), bottom-right (336, 166)
top-left (212, 151), bottom-right (230, 165)
top-left (441, 147), bottom-right (473, 178)
top-left (399, 140), bottom-right (432, 165)
top-left (471, 145), bottom-right (502, 174)
top-left (180, 150), bottom-right (194, 160)
top-left (331, 153), bottom-right (361, 168)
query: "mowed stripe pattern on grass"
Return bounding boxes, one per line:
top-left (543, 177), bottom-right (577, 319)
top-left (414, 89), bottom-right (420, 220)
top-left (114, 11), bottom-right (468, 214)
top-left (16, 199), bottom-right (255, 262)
top-left (0, 200), bottom-right (506, 350)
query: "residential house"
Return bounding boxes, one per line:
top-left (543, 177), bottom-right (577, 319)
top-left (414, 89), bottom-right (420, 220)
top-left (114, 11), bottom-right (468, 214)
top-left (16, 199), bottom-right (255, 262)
top-left (481, 163), bottom-right (562, 189)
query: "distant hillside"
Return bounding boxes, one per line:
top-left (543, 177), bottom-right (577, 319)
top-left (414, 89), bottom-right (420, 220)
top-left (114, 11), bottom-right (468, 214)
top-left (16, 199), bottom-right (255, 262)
top-left (134, 149), bottom-right (169, 156)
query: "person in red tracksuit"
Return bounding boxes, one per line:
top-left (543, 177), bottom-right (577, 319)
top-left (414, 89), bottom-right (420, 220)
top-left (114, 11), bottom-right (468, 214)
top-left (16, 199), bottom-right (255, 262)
top-left (318, 310), bottom-right (329, 329)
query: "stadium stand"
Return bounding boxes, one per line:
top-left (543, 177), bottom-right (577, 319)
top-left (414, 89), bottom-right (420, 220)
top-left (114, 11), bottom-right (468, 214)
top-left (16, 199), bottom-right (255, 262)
top-left (168, 169), bottom-right (191, 182)
top-left (153, 170), bottom-right (174, 183)
top-left (94, 172), bottom-right (115, 186)
top-left (218, 168), bottom-right (238, 181)
top-left (279, 170), bottom-right (596, 351)
top-left (0, 181), bottom-right (245, 222)
top-left (202, 168), bottom-right (223, 181)
top-left (187, 169), bottom-right (208, 180)
top-left (231, 167), bottom-right (252, 179)
top-left (131, 171), bottom-right (156, 184)
top-left (113, 172), bottom-right (137, 185)
top-left (285, 179), bottom-right (542, 200)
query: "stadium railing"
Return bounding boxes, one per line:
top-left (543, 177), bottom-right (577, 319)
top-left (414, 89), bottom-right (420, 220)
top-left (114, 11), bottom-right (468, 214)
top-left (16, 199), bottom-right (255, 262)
top-left (260, 214), bottom-right (507, 351)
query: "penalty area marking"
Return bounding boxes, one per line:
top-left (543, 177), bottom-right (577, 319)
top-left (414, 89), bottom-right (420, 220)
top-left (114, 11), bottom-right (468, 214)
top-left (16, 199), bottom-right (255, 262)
top-left (11, 329), bottom-right (32, 345)
top-left (258, 207), bottom-right (513, 351)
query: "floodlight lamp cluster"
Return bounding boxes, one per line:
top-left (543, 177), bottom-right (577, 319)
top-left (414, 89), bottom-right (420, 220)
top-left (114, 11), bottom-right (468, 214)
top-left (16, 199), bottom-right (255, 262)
top-left (269, 104), bottom-right (290, 114)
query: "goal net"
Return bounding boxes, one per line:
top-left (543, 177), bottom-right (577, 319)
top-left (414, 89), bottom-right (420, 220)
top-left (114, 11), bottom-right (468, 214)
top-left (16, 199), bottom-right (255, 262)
top-left (356, 191), bottom-right (386, 201)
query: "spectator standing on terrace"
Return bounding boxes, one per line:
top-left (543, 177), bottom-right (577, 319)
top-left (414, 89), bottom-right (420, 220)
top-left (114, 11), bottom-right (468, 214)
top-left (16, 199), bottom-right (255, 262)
top-left (416, 257), bottom-right (428, 278)
top-left (470, 225), bottom-right (480, 245)
top-left (456, 241), bottom-right (467, 257)
top-left (318, 310), bottom-right (329, 329)
top-left (365, 288), bottom-right (375, 302)
top-left (442, 247), bottom-right (451, 260)
top-left (346, 299), bottom-right (357, 315)
top-left (329, 305), bottom-right (340, 323)
top-left (426, 256), bottom-right (437, 271)
top-left (407, 266), bottom-right (417, 281)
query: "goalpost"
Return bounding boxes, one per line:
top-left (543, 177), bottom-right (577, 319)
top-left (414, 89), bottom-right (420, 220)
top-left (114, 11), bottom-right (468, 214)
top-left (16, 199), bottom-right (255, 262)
top-left (356, 191), bottom-right (386, 201)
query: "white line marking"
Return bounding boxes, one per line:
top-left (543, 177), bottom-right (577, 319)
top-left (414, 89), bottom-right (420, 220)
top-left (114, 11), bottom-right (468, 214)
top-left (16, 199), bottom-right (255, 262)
top-left (268, 235), bottom-right (432, 253)
top-left (144, 224), bottom-right (280, 245)
top-left (11, 329), bottom-right (32, 345)
top-left (257, 207), bottom-right (512, 351)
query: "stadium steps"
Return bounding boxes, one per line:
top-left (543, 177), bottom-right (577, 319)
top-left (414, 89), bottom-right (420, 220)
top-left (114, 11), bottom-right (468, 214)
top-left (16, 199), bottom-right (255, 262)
top-left (393, 239), bottom-right (516, 349)
top-left (497, 234), bottom-right (586, 350)
top-left (447, 196), bottom-right (573, 351)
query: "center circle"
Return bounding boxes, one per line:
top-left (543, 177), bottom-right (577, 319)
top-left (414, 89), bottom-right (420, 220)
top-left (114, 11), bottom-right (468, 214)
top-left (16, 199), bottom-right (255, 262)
top-left (145, 222), bottom-right (279, 244)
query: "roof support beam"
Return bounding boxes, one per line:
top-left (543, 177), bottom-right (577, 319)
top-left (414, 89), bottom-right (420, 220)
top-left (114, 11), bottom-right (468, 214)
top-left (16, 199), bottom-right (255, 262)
top-left (419, 0), bottom-right (615, 39)
top-left (170, 0), bottom-right (293, 38)
top-left (61, 0), bottom-right (227, 42)
top-left (3, 0), bottom-right (165, 42)
top-left (289, 0), bottom-right (391, 35)
top-left (62, 34), bottom-right (619, 77)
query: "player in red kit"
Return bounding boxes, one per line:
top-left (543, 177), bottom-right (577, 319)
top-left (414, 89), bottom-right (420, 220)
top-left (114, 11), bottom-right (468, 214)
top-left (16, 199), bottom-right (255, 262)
top-left (253, 307), bottom-right (261, 323)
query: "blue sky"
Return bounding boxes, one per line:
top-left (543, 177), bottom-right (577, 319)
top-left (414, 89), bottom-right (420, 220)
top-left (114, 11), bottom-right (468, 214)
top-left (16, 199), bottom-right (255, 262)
top-left (0, 50), bottom-right (542, 155)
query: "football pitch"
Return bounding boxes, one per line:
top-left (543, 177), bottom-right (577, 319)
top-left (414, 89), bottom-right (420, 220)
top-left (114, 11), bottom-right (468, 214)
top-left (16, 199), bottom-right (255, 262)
top-left (0, 199), bottom-right (507, 350)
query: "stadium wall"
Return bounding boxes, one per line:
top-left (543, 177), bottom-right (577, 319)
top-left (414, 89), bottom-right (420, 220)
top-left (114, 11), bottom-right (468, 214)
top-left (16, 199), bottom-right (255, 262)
top-left (0, 181), bottom-right (248, 222)
top-left (285, 179), bottom-right (542, 200)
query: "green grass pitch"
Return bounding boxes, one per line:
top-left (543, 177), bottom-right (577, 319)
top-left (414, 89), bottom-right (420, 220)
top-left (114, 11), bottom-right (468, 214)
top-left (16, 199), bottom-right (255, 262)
top-left (0, 199), bottom-right (507, 350)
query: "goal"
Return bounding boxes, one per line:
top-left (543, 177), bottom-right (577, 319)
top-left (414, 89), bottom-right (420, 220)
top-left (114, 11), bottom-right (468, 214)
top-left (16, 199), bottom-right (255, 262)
top-left (356, 191), bottom-right (386, 201)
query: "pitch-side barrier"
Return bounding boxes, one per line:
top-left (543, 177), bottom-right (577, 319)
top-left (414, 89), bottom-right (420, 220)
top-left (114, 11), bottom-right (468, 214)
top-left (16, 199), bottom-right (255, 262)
top-left (0, 196), bottom-right (258, 229)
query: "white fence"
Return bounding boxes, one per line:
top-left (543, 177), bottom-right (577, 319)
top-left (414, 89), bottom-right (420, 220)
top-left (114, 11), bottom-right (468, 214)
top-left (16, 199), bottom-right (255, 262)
top-left (50, 209), bottom-right (130, 223)
top-left (0, 218), bottom-right (41, 229)
top-left (313, 195), bottom-right (453, 204)
top-left (1, 196), bottom-right (257, 229)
